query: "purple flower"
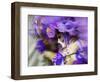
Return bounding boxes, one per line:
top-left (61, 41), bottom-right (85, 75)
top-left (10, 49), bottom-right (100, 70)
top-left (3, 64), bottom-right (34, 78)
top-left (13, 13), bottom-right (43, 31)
top-left (46, 24), bottom-right (56, 38)
top-left (56, 19), bottom-right (79, 35)
top-left (52, 52), bottom-right (64, 65)
top-left (33, 16), bottom-right (59, 38)
top-left (56, 22), bottom-right (66, 32)
top-left (74, 47), bottom-right (88, 64)
top-left (35, 40), bottom-right (46, 53)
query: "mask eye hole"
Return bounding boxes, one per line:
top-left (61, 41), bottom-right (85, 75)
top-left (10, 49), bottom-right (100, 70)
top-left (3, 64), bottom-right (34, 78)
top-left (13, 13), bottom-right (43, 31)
top-left (57, 34), bottom-right (61, 39)
top-left (57, 34), bottom-right (65, 43)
